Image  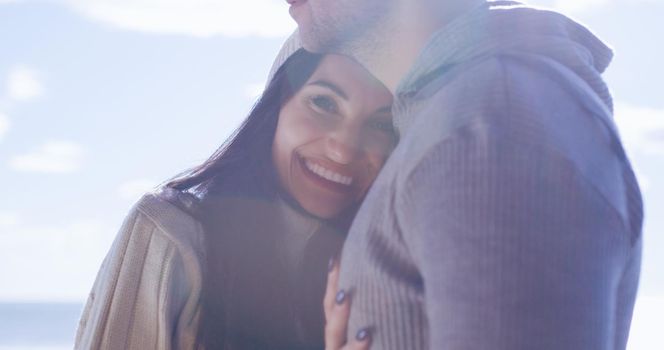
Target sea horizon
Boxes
[0,302,82,349]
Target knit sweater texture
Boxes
[337,2,643,349]
[75,188,343,349]
[75,189,205,350]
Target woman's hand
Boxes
[323,259,371,350]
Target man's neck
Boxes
[353,0,480,94]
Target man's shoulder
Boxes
[409,54,611,153]
[424,55,589,117]
[396,54,620,178]
[394,54,635,229]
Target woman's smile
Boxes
[298,154,355,193]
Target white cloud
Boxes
[0,218,115,302]
[9,140,85,174]
[6,64,43,102]
[627,296,664,349]
[614,102,664,157]
[63,0,295,38]
[0,211,20,228]
[0,112,9,140]
[117,179,157,201]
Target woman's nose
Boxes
[325,127,362,165]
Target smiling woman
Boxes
[273,54,394,219]
[74,36,395,349]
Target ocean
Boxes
[0,303,82,349]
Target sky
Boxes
[0,0,662,348]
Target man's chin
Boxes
[297,29,349,56]
[297,29,329,53]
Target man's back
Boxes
[337,4,642,349]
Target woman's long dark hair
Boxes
[167,49,323,198]
[165,49,324,349]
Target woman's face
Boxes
[272,54,395,219]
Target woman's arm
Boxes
[75,195,203,350]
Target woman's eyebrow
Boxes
[307,80,348,100]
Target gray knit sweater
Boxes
[337,2,643,349]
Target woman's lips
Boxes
[304,159,353,185]
[298,156,354,194]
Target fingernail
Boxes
[328,256,335,272]
[335,290,346,304]
[356,328,370,341]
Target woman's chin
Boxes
[298,198,350,220]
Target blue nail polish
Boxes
[335,290,346,304]
[356,328,370,341]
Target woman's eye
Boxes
[309,95,338,114]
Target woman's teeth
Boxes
[305,160,353,186]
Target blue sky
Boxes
[0,0,662,348]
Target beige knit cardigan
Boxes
[75,189,205,350]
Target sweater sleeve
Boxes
[74,202,202,350]
[396,128,638,349]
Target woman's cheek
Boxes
[280,115,322,149]
[298,116,331,142]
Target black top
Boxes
[195,193,346,350]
